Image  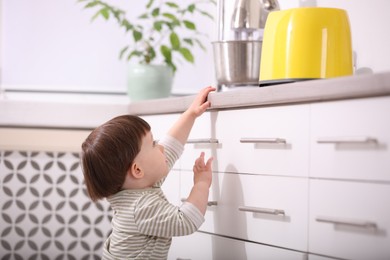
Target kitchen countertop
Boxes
[129,71,390,114]
[1,71,390,129]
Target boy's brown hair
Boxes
[81,115,150,201]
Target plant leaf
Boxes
[153,21,163,31]
[84,1,100,9]
[183,38,193,46]
[194,38,207,51]
[179,47,194,63]
[91,7,110,21]
[160,45,172,63]
[187,4,195,13]
[151,8,160,17]
[146,0,154,9]
[197,9,214,20]
[133,30,142,42]
[165,2,179,8]
[100,8,110,20]
[121,19,133,31]
[170,32,180,50]
[162,13,178,21]
[119,46,129,59]
[183,20,196,30]
[167,61,177,73]
[138,13,149,19]
[127,50,142,61]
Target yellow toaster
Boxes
[259,7,353,85]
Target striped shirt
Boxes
[102,135,204,259]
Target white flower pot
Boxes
[127,64,173,101]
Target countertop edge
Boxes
[129,72,390,114]
[1,72,390,129]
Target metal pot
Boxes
[212,40,262,89]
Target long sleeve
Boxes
[158,135,184,170]
[134,192,204,238]
[153,135,184,188]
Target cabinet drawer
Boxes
[180,111,219,170]
[308,255,338,260]
[310,97,390,181]
[169,232,212,260]
[162,170,180,205]
[215,105,309,177]
[309,179,390,260]
[169,231,307,260]
[180,172,309,251]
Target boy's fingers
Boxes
[200,101,211,110]
[206,157,213,167]
[198,86,215,102]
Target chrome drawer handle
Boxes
[317,136,378,144]
[187,138,219,144]
[238,206,285,216]
[315,216,378,229]
[207,201,218,206]
[181,198,218,207]
[240,138,286,144]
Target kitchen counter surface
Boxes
[129,71,390,115]
[1,71,390,129]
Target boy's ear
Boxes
[128,162,144,179]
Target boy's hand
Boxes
[193,152,213,188]
[185,152,213,215]
[167,86,215,145]
[186,86,216,118]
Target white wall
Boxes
[1,0,390,95]
[1,0,217,94]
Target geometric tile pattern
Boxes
[0,150,112,260]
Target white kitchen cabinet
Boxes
[168,232,213,260]
[169,231,307,260]
[180,171,309,251]
[214,105,310,177]
[161,169,181,206]
[145,94,389,260]
[180,111,220,172]
[141,113,181,170]
[309,179,390,260]
[141,113,180,140]
[310,96,390,182]
[308,255,338,260]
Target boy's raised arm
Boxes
[168,86,215,145]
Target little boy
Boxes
[81,86,215,259]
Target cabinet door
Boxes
[310,96,390,181]
[161,169,181,205]
[215,104,309,177]
[141,113,181,170]
[309,179,390,260]
[169,231,307,260]
[168,232,212,260]
[141,114,180,140]
[308,255,337,260]
[180,111,219,171]
[181,172,309,251]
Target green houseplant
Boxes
[79,0,216,100]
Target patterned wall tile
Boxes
[0,150,112,260]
